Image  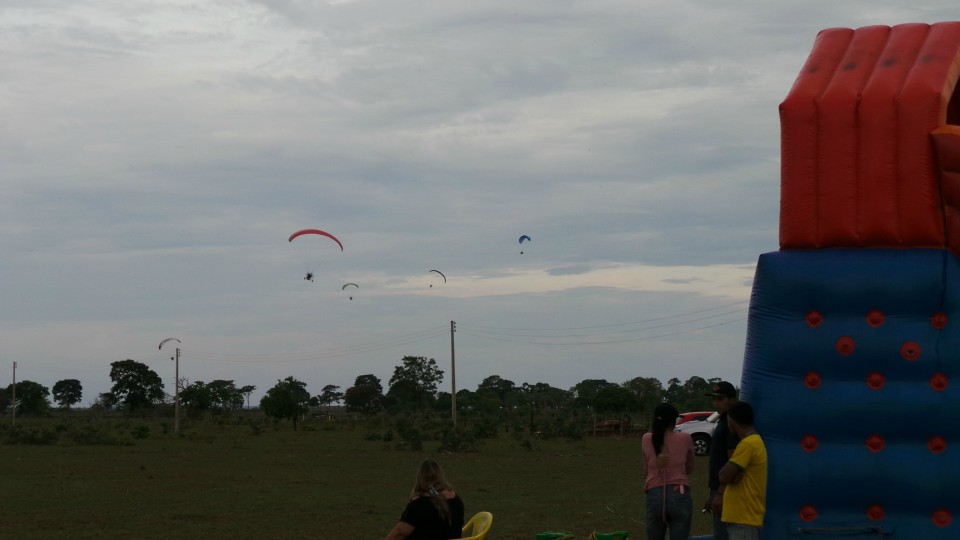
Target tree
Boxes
[664,376,714,411]
[179,381,214,411]
[593,385,637,413]
[572,379,619,409]
[239,385,256,409]
[95,392,119,410]
[0,386,9,415]
[180,379,244,412]
[315,384,344,411]
[52,379,83,409]
[109,359,165,412]
[260,376,310,430]
[476,375,516,404]
[6,380,51,416]
[520,382,573,411]
[387,356,444,411]
[623,376,665,419]
[201,380,244,411]
[344,374,384,414]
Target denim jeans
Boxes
[644,485,692,540]
[709,489,729,540]
[727,523,761,540]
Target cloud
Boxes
[2,0,952,404]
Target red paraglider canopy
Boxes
[288,229,343,251]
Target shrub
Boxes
[2,425,59,445]
[68,424,131,446]
[393,419,423,451]
[469,416,499,439]
[437,426,479,453]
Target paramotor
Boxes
[428,269,446,288]
[519,235,531,254]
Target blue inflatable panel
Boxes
[740,248,960,539]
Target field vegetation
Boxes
[1,411,713,539]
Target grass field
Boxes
[1,415,713,539]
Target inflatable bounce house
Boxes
[742,23,960,538]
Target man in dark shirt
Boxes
[704,381,739,540]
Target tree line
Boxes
[0,355,725,429]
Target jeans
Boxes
[709,489,729,540]
[727,524,761,540]
[645,485,692,540]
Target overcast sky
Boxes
[3,1,957,407]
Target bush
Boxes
[437,426,479,453]
[68,424,131,446]
[1,425,59,445]
[393,418,424,451]
[468,416,499,439]
[510,430,537,451]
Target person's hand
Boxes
[710,493,723,514]
[701,498,712,513]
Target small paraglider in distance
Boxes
[428,269,446,288]
[342,282,358,300]
[519,234,531,254]
[305,272,314,282]
[158,337,181,350]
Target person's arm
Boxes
[718,460,744,485]
[385,521,414,540]
[685,444,695,475]
[719,438,750,485]
[709,488,723,513]
[640,434,653,475]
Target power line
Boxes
[457,316,747,346]
[183,326,449,364]
[149,300,749,364]
[457,307,746,338]
[461,299,749,332]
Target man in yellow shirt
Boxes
[718,401,767,540]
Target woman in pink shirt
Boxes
[642,402,695,540]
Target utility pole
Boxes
[159,338,182,435]
[174,347,180,435]
[450,321,457,427]
[11,362,16,427]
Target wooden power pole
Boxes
[450,321,457,427]
[159,338,182,435]
[11,362,16,427]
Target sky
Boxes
[2,1,958,407]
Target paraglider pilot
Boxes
[304,272,313,282]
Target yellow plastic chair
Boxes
[461,511,493,540]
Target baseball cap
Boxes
[705,381,737,398]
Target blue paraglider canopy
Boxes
[519,235,531,254]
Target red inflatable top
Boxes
[779,22,960,252]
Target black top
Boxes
[708,411,740,490]
[399,494,465,540]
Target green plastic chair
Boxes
[461,511,493,540]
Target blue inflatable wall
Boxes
[741,248,960,538]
